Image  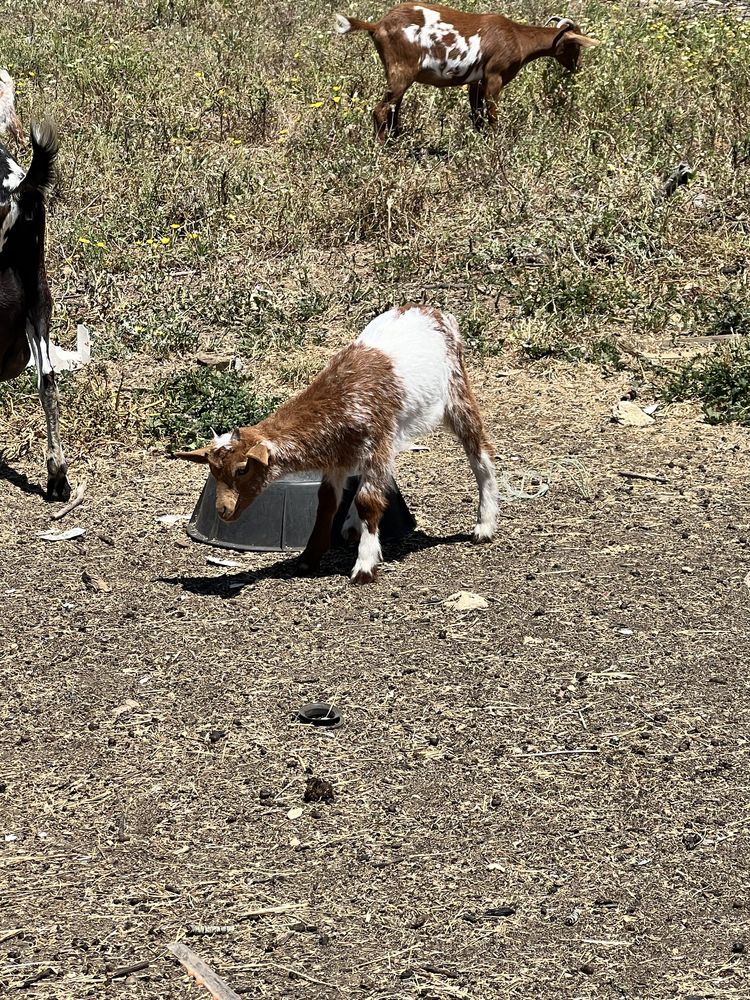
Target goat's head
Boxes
[546,16,600,71]
[0,71,25,147]
[174,428,274,522]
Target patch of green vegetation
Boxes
[0,370,37,417]
[521,333,583,363]
[662,341,750,425]
[521,331,625,371]
[691,290,750,339]
[459,309,505,358]
[587,337,627,371]
[146,367,280,450]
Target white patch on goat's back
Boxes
[357,307,453,450]
[406,5,483,82]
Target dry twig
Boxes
[50,479,87,520]
[167,942,240,1000]
[616,469,669,484]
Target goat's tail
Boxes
[334,13,378,34]
[19,120,58,197]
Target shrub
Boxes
[146,367,279,450]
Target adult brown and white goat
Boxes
[335,5,600,140]
[0,120,69,499]
[176,306,499,584]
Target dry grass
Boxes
[2,0,750,451]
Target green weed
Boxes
[146,367,279,450]
[662,342,750,425]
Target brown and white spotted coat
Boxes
[176,305,499,584]
[335,5,600,140]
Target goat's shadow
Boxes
[410,143,450,161]
[159,530,470,598]
[383,128,450,160]
[0,461,46,498]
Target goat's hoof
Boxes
[350,568,378,586]
[471,525,495,544]
[46,475,71,502]
[297,556,321,576]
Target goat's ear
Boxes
[565,32,600,48]
[172,447,212,464]
[231,427,242,443]
[247,442,270,467]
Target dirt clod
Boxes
[304,776,335,803]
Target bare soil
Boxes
[2,361,749,999]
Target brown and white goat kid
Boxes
[335,5,600,140]
[176,306,499,584]
[0,120,69,499]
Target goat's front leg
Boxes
[298,473,344,574]
[350,482,388,585]
[468,81,486,130]
[483,74,503,129]
[26,316,70,501]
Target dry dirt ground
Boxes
[1,362,750,999]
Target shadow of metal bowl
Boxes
[186,472,416,553]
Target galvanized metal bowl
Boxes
[186,472,416,553]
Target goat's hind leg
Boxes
[444,372,498,543]
[483,74,503,130]
[341,499,363,544]
[468,82,486,130]
[26,315,69,501]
